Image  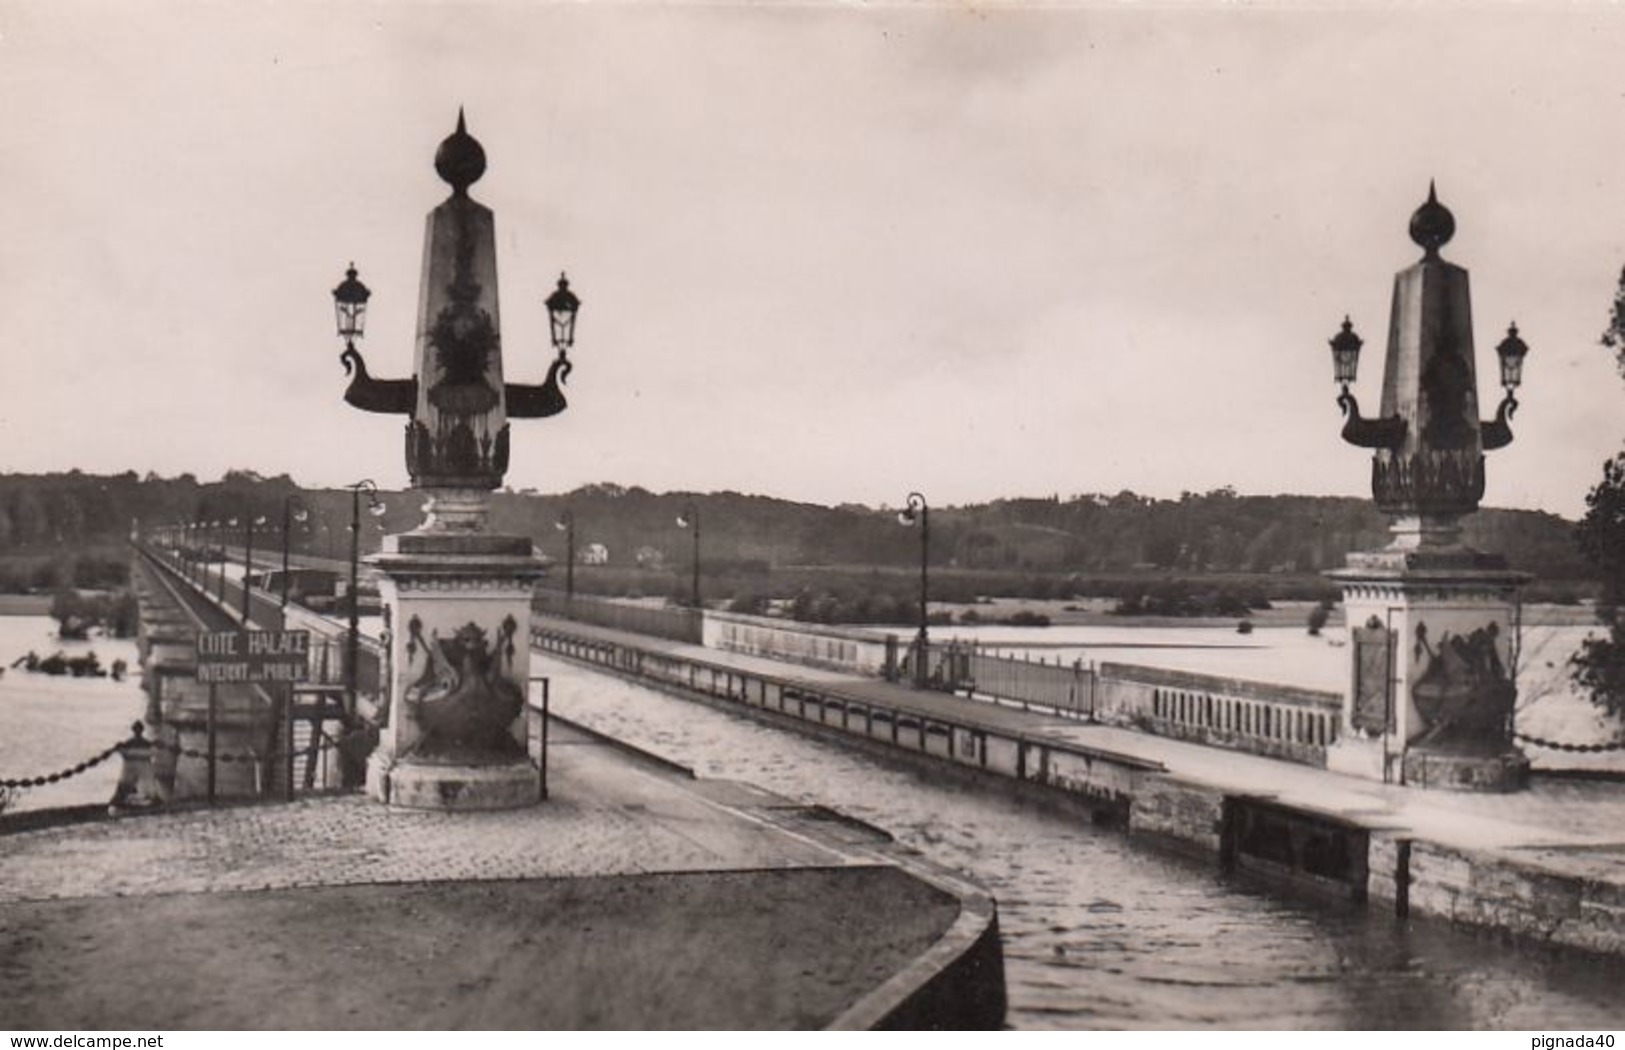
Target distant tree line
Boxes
[492,483,1590,585]
[0,471,1597,611]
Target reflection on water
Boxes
[547,659,1625,1030]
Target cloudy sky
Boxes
[3,1,1623,516]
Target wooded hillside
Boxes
[0,472,1590,597]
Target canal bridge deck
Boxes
[532,615,1625,850]
[532,615,1625,953]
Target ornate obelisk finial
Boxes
[334,111,579,531]
[1326,184,1528,552]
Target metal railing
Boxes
[950,646,1096,716]
[532,623,1160,818]
[534,590,703,644]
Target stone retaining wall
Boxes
[1368,835,1625,955]
[1126,776,1227,856]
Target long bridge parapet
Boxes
[131,542,383,798]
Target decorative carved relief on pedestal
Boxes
[1410,621,1515,755]
[402,614,524,759]
[1350,617,1393,736]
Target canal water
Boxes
[543,658,1625,1030]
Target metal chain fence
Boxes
[1514,731,1625,753]
[0,739,127,789]
[1,725,342,793]
[149,733,340,765]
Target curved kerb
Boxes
[825,854,1007,1030]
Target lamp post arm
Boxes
[1336,390,1407,450]
[505,356,572,418]
[340,345,417,415]
[1480,392,1518,451]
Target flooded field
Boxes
[0,616,144,814]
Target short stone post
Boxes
[109,722,162,813]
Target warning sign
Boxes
[196,630,311,684]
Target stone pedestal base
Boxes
[1327,543,1530,793]
[1401,748,1529,793]
[367,751,541,811]
[1325,736,1389,782]
[366,525,548,811]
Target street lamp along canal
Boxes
[344,480,386,724]
[898,492,930,688]
[332,261,381,727]
[242,514,266,625]
[546,273,580,360]
[676,503,700,609]
[333,263,371,355]
[555,510,575,604]
[218,519,235,605]
[280,495,310,609]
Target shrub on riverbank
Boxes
[0,548,129,594]
[1113,582,1271,618]
[539,562,1589,623]
[960,608,1052,627]
[48,588,138,639]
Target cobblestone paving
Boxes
[0,729,854,904]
